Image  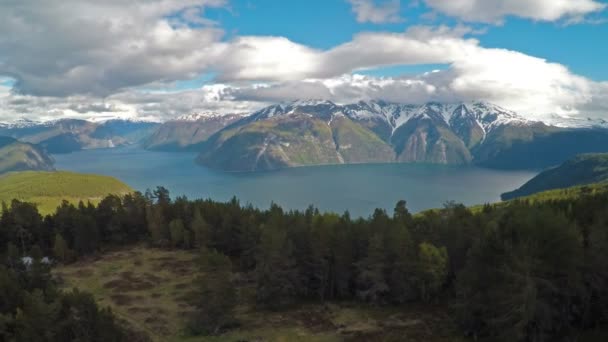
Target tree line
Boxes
[1,186,608,341]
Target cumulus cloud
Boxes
[422,0,607,23]
[0,2,606,123]
[0,0,227,97]
[347,0,403,24]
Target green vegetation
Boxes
[0,171,132,214]
[331,116,395,163]
[198,115,345,171]
[0,250,140,341]
[54,247,463,342]
[502,153,608,200]
[3,184,608,341]
[0,139,55,174]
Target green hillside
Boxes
[0,171,132,214]
[501,153,608,200]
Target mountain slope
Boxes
[0,137,55,174]
[474,127,608,169]
[501,153,608,200]
[198,100,544,171]
[390,104,472,164]
[144,113,242,151]
[198,112,343,171]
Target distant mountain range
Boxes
[0,119,159,153]
[196,100,608,171]
[144,113,244,151]
[2,100,608,172]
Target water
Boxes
[53,147,537,217]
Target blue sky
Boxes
[203,0,608,80]
[1,0,607,122]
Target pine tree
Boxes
[188,248,236,335]
[53,233,70,263]
[169,219,185,248]
[191,209,211,249]
[255,224,299,309]
[355,234,389,303]
[414,242,448,302]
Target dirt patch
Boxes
[173,282,189,290]
[127,307,153,315]
[144,315,170,335]
[142,272,163,283]
[110,294,136,306]
[73,268,95,278]
[289,307,336,333]
[155,259,193,276]
[103,272,157,292]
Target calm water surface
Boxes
[54,147,537,217]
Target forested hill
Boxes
[502,153,608,200]
[2,184,608,341]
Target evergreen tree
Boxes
[255,224,299,309]
[414,242,448,303]
[188,248,236,335]
[53,233,70,263]
[169,219,185,248]
[355,234,389,303]
[191,209,211,249]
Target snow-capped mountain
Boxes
[0,118,45,129]
[245,99,535,140]
[538,113,608,129]
[176,112,225,121]
[198,99,608,172]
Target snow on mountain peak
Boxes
[175,112,245,122]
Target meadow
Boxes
[0,171,132,214]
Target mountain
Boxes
[0,119,158,153]
[97,119,160,145]
[197,100,395,171]
[501,153,608,200]
[144,113,243,151]
[197,100,608,171]
[0,137,55,173]
[198,100,579,171]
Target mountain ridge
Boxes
[196,100,608,171]
[501,153,608,200]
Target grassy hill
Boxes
[501,153,608,200]
[0,171,132,214]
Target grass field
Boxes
[54,247,466,342]
[0,171,132,214]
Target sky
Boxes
[0,0,607,123]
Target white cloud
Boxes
[422,0,606,23]
[0,1,606,123]
[0,0,227,97]
[347,0,403,24]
